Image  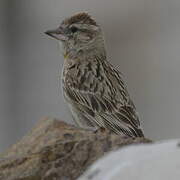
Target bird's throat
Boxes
[62,45,106,62]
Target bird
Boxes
[45,12,144,137]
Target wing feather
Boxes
[63,59,144,137]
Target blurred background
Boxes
[1,0,180,152]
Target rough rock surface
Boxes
[79,139,180,180]
[0,117,151,180]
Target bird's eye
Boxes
[70,26,78,33]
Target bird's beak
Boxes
[45,28,67,41]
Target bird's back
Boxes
[62,56,144,137]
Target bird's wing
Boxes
[63,60,144,137]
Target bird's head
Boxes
[45,12,105,57]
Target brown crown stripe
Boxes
[62,12,97,26]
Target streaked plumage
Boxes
[45,12,144,137]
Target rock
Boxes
[0,117,151,180]
[78,139,180,180]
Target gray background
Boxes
[1,0,180,152]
